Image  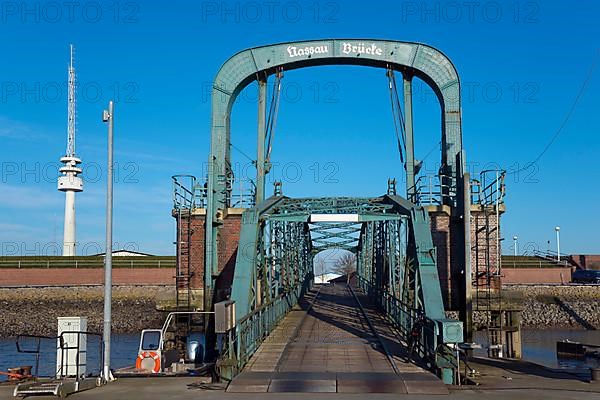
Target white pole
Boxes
[513,236,518,257]
[555,226,561,262]
[102,101,115,382]
[62,191,76,255]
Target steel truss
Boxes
[220,195,463,384]
[356,197,463,384]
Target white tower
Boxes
[58,44,83,256]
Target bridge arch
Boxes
[206,39,467,296]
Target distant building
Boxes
[314,273,341,284]
[91,249,154,257]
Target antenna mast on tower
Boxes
[58,44,83,256]
[67,44,76,157]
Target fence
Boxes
[0,256,175,269]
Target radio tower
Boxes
[58,44,83,256]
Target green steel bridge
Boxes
[171,39,509,389]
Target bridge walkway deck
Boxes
[227,283,448,394]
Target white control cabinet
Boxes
[56,317,87,378]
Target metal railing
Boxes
[472,170,506,206]
[357,276,458,380]
[501,256,567,269]
[532,250,572,266]
[172,175,256,210]
[227,178,256,208]
[16,331,102,379]
[220,276,311,378]
[501,254,573,268]
[234,293,294,367]
[0,257,175,269]
[57,331,102,379]
[171,175,199,209]
[15,334,59,378]
[408,170,506,208]
[358,277,431,358]
[409,174,456,206]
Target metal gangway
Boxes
[12,330,102,397]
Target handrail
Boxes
[356,276,459,379]
[408,169,506,207]
[532,250,572,266]
[172,175,197,209]
[409,174,456,206]
[219,275,311,377]
[478,169,506,206]
[57,331,102,379]
[227,178,256,208]
[172,175,256,210]
[15,331,102,380]
[0,258,175,269]
[500,258,571,268]
[16,334,62,378]
[160,311,214,338]
[356,276,430,353]
[233,290,298,366]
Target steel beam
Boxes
[256,77,267,205]
[461,172,473,343]
[403,74,416,199]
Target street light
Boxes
[101,101,115,382]
[555,226,561,262]
[513,236,518,257]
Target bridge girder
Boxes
[206,39,469,313]
[208,39,472,384]
[225,195,462,383]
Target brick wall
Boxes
[502,267,572,284]
[470,206,501,285]
[570,255,600,270]
[429,210,452,306]
[179,210,205,289]
[427,204,504,310]
[0,268,175,286]
[177,209,242,292]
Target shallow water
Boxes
[0,334,138,380]
[474,329,600,369]
[1,329,599,380]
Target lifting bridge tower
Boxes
[58,44,83,256]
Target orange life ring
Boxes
[135,351,161,373]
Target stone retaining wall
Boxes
[454,286,600,330]
[1,284,598,338]
[506,285,600,329]
[0,286,169,338]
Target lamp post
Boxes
[101,101,114,382]
[555,226,561,262]
[513,236,518,257]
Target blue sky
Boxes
[0,0,598,256]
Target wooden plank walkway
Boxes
[227,283,448,394]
